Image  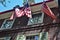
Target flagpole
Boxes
[43,0,46,3]
[26,0,32,18]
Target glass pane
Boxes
[28,13,44,25]
[16,34,26,40]
[35,35,39,40]
[5,37,11,40]
[1,19,15,29]
[26,35,39,40]
[4,21,12,28]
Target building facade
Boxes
[0,0,60,40]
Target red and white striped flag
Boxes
[24,2,32,18]
[41,2,56,20]
[15,8,24,17]
[10,2,32,20]
[10,8,24,20]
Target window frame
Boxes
[26,35,39,40]
[16,32,48,40]
[0,19,15,30]
[27,12,44,25]
[16,31,40,40]
[39,32,48,40]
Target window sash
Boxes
[16,34,26,40]
[28,13,44,25]
[0,19,15,29]
[26,35,39,40]
[16,32,48,40]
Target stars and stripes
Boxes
[10,8,24,20]
[24,2,32,18]
[15,8,24,17]
[10,2,32,20]
[41,2,56,20]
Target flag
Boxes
[41,2,56,20]
[24,2,32,18]
[10,8,24,20]
[15,8,24,17]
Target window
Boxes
[0,37,11,40]
[16,34,26,40]
[16,34,39,40]
[28,13,44,25]
[26,35,39,40]
[16,32,48,40]
[39,32,48,40]
[0,19,15,29]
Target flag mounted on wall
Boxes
[15,8,24,17]
[24,2,32,18]
[10,6,24,20]
[10,2,32,20]
[41,2,56,20]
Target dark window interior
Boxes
[28,13,43,25]
[26,35,39,40]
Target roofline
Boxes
[0,0,54,14]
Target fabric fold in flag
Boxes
[10,1,32,20]
[15,8,24,17]
[41,2,56,20]
[10,8,24,20]
[24,2,32,18]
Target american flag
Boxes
[15,8,24,17]
[24,2,32,18]
[10,2,32,20]
[10,8,24,20]
[41,2,56,20]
